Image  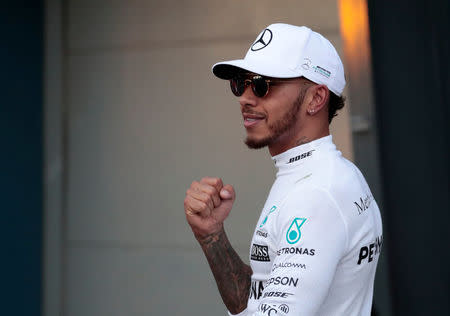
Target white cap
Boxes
[212,23,346,96]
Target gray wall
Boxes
[44,1,354,315]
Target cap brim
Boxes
[212,59,301,80]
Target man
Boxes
[184,23,382,316]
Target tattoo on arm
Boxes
[198,229,252,314]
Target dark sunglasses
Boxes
[230,75,295,98]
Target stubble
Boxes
[244,88,307,149]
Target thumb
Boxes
[220,184,235,201]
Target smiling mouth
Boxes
[243,113,266,128]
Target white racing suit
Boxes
[230,136,383,316]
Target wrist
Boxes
[194,225,225,246]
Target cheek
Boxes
[266,104,289,124]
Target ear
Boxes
[306,85,329,115]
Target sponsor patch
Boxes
[266,276,299,287]
[251,244,270,262]
[354,194,373,215]
[263,291,294,299]
[256,230,268,238]
[287,150,314,164]
[251,29,273,51]
[260,205,277,228]
[272,262,306,271]
[276,247,315,256]
[259,303,291,315]
[357,235,383,265]
[286,218,306,244]
[249,280,264,299]
[313,65,331,78]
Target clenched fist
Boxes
[184,177,235,240]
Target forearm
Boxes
[197,228,252,314]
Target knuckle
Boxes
[204,192,212,202]
[205,186,215,195]
[199,202,207,212]
[198,193,207,203]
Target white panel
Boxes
[66,246,250,316]
[68,0,339,51]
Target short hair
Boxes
[328,92,346,124]
[299,77,345,124]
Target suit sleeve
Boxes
[249,187,348,316]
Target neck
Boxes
[268,126,330,156]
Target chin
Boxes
[244,135,273,149]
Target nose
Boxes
[239,85,258,108]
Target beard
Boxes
[244,89,305,149]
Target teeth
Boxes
[247,118,257,122]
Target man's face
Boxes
[239,76,311,150]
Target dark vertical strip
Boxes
[61,0,70,314]
[368,0,450,315]
[0,2,43,316]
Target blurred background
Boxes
[2,0,449,315]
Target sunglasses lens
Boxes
[230,78,245,96]
[252,77,269,97]
[230,76,269,97]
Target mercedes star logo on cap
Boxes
[251,29,273,51]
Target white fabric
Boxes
[212,24,346,96]
[229,136,383,316]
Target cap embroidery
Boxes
[313,65,331,78]
[302,58,311,70]
[251,29,273,51]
